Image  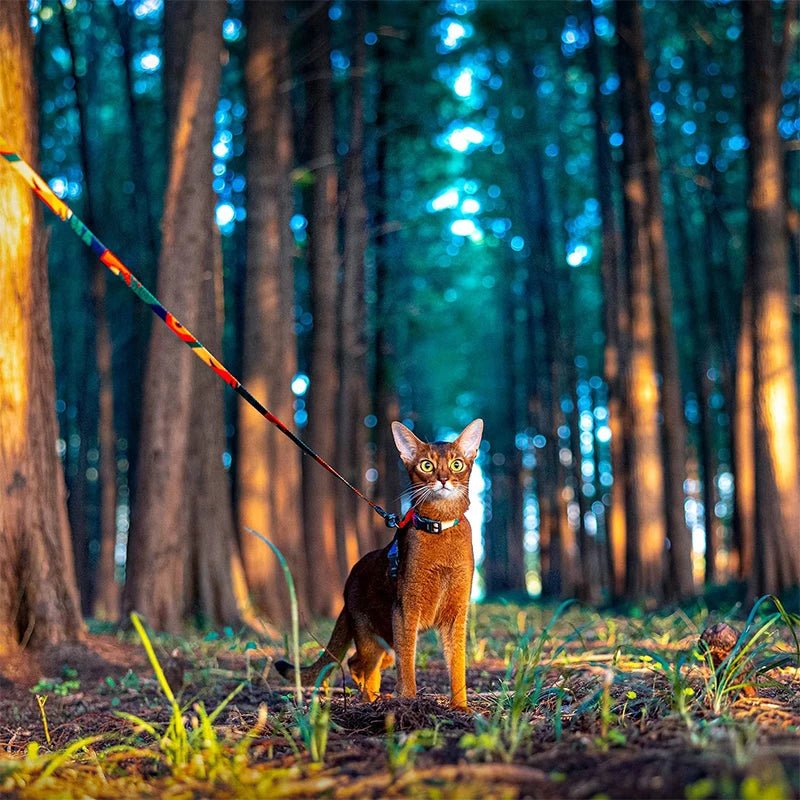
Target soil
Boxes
[0,629,798,798]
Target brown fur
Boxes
[275,419,483,709]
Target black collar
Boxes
[412,512,460,534]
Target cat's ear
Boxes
[454,418,483,460]
[391,421,425,464]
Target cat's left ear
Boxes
[392,421,426,464]
[454,418,483,460]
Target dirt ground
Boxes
[0,610,798,799]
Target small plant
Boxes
[699,595,799,715]
[294,664,336,763]
[119,612,244,777]
[461,600,577,762]
[384,713,438,778]
[30,665,80,697]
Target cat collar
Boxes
[387,512,461,579]
[412,513,461,534]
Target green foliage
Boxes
[460,600,578,762]
[30,665,80,697]
[699,595,800,714]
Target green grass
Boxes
[1,595,798,798]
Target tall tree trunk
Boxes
[337,2,373,565]
[240,0,308,623]
[484,254,526,595]
[124,0,226,632]
[618,1,693,600]
[669,171,717,586]
[372,32,403,549]
[184,225,243,627]
[0,0,83,649]
[60,1,120,621]
[302,1,343,616]
[616,0,668,602]
[588,7,628,600]
[742,0,800,596]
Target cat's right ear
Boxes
[391,421,424,464]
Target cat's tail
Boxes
[274,608,352,685]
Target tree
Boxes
[588,5,628,600]
[0,0,83,649]
[616,0,669,601]
[302,1,343,616]
[239,0,308,622]
[336,1,374,567]
[742,0,800,596]
[124,0,228,631]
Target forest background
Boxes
[0,0,798,648]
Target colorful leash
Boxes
[0,136,400,529]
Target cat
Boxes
[275,418,483,710]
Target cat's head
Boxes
[391,419,483,511]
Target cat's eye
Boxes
[418,459,435,473]
[450,458,465,473]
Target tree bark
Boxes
[336,2,373,571]
[742,0,800,596]
[184,225,243,628]
[0,0,83,650]
[60,1,120,621]
[302,1,343,616]
[124,0,226,632]
[240,0,308,623]
[588,7,628,600]
[616,0,668,602]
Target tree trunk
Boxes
[184,225,243,628]
[618,1,693,600]
[732,288,756,580]
[336,2,373,569]
[588,7,628,600]
[742,0,800,596]
[302,1,343,616]
[124,0,226,632]
[616,0,667,602]
[0,0,83,650]
[484,254,526,595]
[240,0,308,623]
[60,1,120,621]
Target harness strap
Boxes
[387,509,461,578]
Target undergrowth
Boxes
[1,568,798,799]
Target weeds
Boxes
[699,595,800,714]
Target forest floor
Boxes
[0,601,798,799]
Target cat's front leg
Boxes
[392,601,418,698]
[441,610,469,710]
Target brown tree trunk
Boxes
[60,2,120,621]
[302,1,343,616]
[93,267,120,620]
[184,226,243,627]
[124,0,226,632]
[616,0,668,602]
[239,0,308,623]
[589,7,628,600]
[0,0,83,650]
[732,289,756,580]
[336,2,372,569]
[618,1,693,600]
[742,0,800,596]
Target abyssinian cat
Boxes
[275,418,483,709]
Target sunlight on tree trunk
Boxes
[302,1,344,616]
[0,0,83,650]
[124,0,227,632]
[743,0,800,596]
[239,0,308,623]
